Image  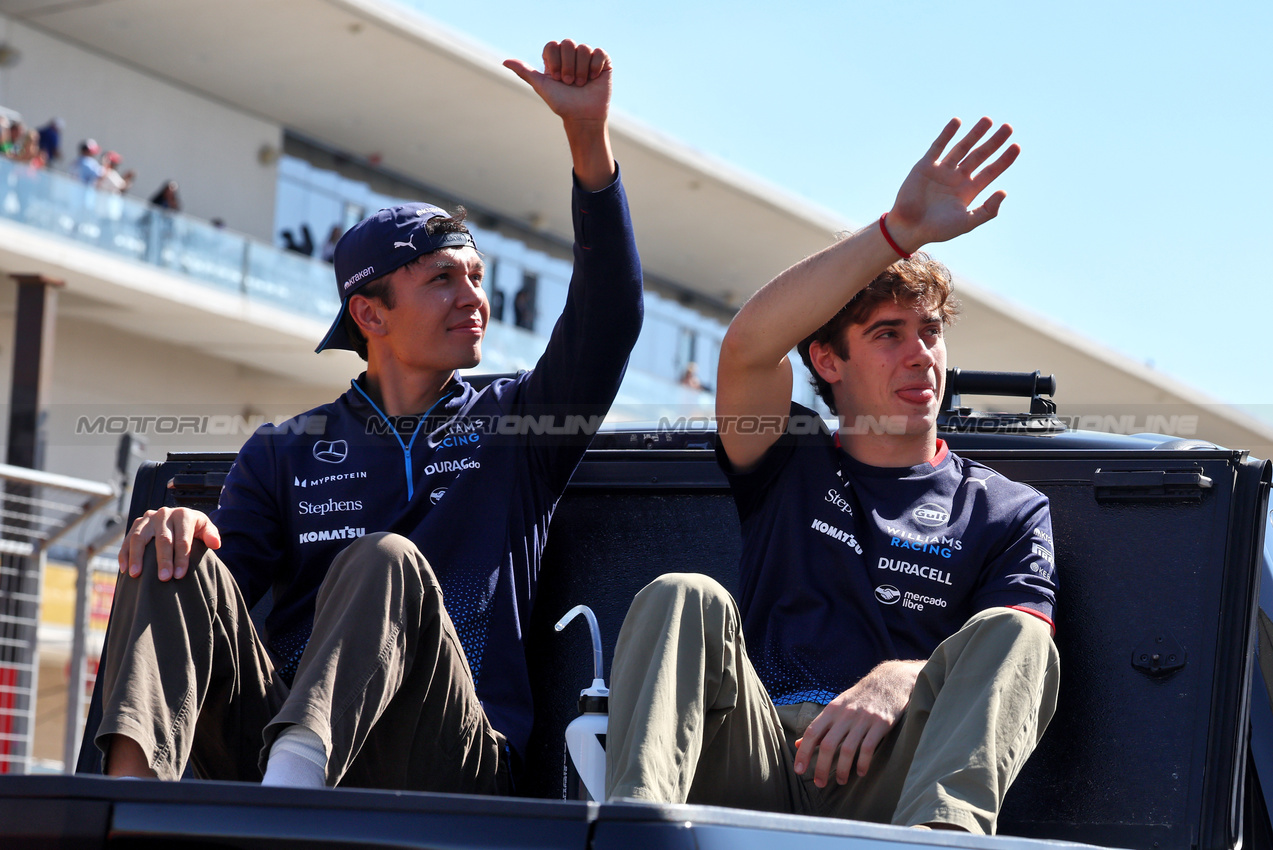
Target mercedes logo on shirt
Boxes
[313,440,348,463]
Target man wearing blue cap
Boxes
[96,40,642,793]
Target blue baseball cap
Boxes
[316,202,477,352]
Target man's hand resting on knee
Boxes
[118,507,222,582]
[794,659,925,788]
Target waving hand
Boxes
[883,117,1020,255]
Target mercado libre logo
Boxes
[875,585,901,604]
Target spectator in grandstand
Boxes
[98,38,643,797]
[679,362,704,391]
[1,116,25,156]
[37,117,63,163]
[281,223,314,255]
[149,180,181,211]
[77,139,103,184]
[98,151,135,194]
[513,284,536,330]
[489,285,506,324]
[9,128,46,214]
[13,129,46,169]
[320,224,343,263]
[141,180,180,247]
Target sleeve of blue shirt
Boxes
[514,166,644,493]
[209,432,286,610]
[972,494,1058,632]
[715,402,816,519]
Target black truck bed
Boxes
[2,773,1124,850]
[6,425,1270,850]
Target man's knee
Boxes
[940,608,1059,712]
[620,573,740,652]
[120,540,220,606]
[965,607,1056,662]
[633,572,733,611]
[331,532,438,585]
[341,530,415,560]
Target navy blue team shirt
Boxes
[718,402,1057,706]
[210,172,643,762]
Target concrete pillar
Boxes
[7,273,63,470]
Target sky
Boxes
[398,0,1271,423]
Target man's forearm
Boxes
[723,224,902,372]
[556,171,642,371]
[563,117,615,192]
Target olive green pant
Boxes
[96,532,508,792]
[605,573,1059,834]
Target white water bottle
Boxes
[555,604,608,802]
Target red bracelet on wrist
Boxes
[878,213,912,260]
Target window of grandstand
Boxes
[272,134,752,394]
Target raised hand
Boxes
[885,117,1020,254]
[503,40,612,125]
[504,40,616,191]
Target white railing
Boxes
[0,462,117,775]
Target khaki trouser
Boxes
[606,573,1059,834]
[96,532,508,792]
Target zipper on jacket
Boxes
[351,379,454,502]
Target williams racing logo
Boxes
[885,525,962,559]
[299,526,366,545]
[438,432,481,449]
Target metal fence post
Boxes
[62,519,123,773]
[63,546,93,772]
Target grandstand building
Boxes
[0,0,1268,770]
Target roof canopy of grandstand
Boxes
[2,0,839,310]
